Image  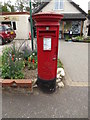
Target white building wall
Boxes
[41,0,81,14]
[83,19,88,37]
[88,1,90,10]
[15,14,30,39]
[1,14,30,40]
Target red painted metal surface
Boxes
[29,32,31,40]
[32,13,63,81]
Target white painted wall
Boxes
[88,1,90,10]
[15,14,30,39]
[40,0,81,14]
[83,19,88,37]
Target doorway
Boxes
[88,24,90,36]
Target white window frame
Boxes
[54,0,64,10]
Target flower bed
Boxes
[0,43,64,90]
[0,44,37,79]
[72,36,90,43]
[1,44,63,80]
[65,36,90,43]
[65,35,72,42]
[1,46,25,79]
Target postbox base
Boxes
[37,77,56,93]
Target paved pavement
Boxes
[59,40,88,82]
[2,86,88,118]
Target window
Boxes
[55,0,64,10]
[4,25,13,31]
[0,26,3,31]
[13,22,16,30]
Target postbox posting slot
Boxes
[39,30,56,37]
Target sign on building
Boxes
[0,16,19,22]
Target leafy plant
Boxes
[75,36,84,40]
[27,51,37,70]
[57,59,63,68]
[1,45,25,79]
[65,35,70,40]
[21,46,32,61]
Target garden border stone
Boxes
[72,39,90,43]
[65,39,90,43]
[0,79,32,91]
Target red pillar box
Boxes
[32,13,63,92]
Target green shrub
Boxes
[57,59,63,68]
[1,45,25,79]
[65,35,70,40]
[75,36,84,40]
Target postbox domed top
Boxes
[32,12,63,22]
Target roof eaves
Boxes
[62,13,86,20]
[32,0,87,17]
[68,0,87,16]
[32,2,50,14]
[1,12,30,15]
